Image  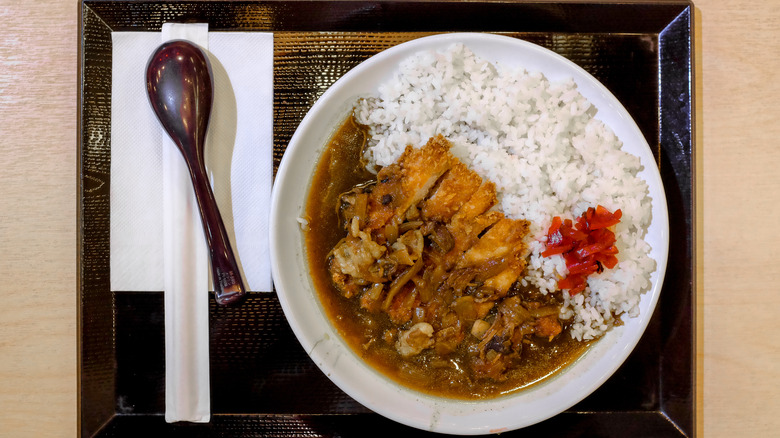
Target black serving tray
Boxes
[78,2,695,437]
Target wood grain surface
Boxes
[0,0,775,437]
[0,0,78,437]
[697,1,780,437]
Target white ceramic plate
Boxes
[270,33,669,435]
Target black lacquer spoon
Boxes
[146,40,246,306]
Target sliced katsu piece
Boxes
[448,217,530,299]
[440,180,503,269]
[457,218,529,269]
[450,180,499,224]
[421,161,482,222]
[365,135,453,235]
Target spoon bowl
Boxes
[146,39,246,305]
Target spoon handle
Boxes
[188,162,246,305]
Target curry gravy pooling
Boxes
[304,115,591,399]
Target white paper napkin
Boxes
[110,24,274,423]
[111,28,274,293]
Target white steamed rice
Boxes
[354,43,655,341]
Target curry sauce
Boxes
[304,115,591,399]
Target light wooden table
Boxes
[0,0,774,436]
